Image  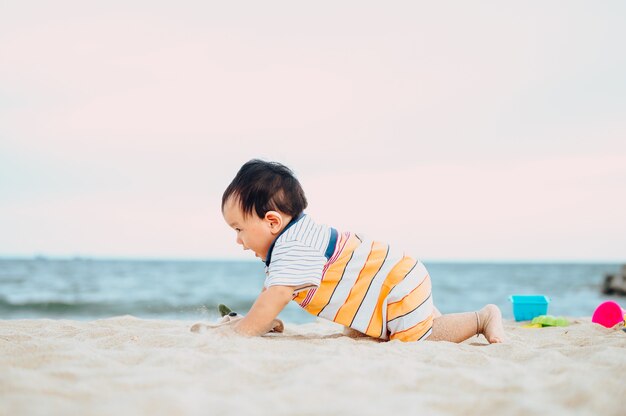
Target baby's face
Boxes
[222,197,275,261]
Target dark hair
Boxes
[222,159,308,218]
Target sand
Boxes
[1,316,625,416]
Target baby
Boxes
[195,159,505,343]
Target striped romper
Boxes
[264,213,434,342]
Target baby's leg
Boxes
[343,326,369,338]
[426,304,505,343]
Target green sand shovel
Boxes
[218,304,238,317]
[522,315,570,328]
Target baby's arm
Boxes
[232,285,293,336]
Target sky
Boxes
[1,1,625,262]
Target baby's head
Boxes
[221,159,307,260]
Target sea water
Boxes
[0,258,622,323]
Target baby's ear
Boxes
[264,211,284,233]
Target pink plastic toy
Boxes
[591,301,626,328]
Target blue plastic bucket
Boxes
[508,295,550,321]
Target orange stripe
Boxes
[387,274,432,322]
[303,233,359,316]
[293,290,308,305]
[389,314,434,342]
[334,241,388,326]
[365,256,417,337]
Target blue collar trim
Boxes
[264,213,305,267]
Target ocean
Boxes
[0,258,623,324]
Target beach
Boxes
[1,316,625,415]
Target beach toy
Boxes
[591,301,626,328]
[218,303,284,333]
[191,303,283,333]
[509,295,550,321]
[191,304,240,332]
[522,315,570,328]
[218,304,237,317]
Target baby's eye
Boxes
[235,228,242,232]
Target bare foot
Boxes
[478,304,506,343]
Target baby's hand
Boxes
[190,316,284,334]
[190,312,243,333]
[190,304,284,335]
[269,318,284,333]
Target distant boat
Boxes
[602,265,626,296]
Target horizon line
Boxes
[0,254,624,264]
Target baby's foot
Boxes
[478,304,506,343]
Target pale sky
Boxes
[1,1,625,261]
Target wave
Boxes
[0,296,256,319]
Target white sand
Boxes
[1,316,625,416]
